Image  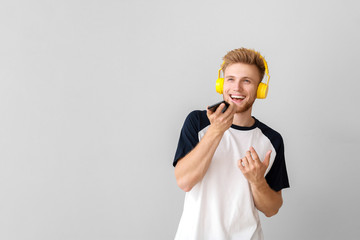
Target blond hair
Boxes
[222,48,266,81]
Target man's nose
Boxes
[234,81,243,91]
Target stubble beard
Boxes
[234,97,256,114]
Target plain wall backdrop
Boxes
[1,0,359,239]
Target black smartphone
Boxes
[207,100,230,113]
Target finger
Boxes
[238,159,245,171]
[207,103,223,118]
[215,103,226,114]
[206,107,214,118]
[223,102,235,117]
[245,151,255,168]
[223,108,234,124]
[241,157,250,168]
[249,146,260,162]
[263,150,272,168]
[246,150,254,160]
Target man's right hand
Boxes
[206,102,236,135]
[175,104,235,192]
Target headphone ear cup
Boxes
[257,82,268,99]
[216,78,224,94]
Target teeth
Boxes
[231,95,245,99]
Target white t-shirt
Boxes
[173,110,289,240]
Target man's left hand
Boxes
[238,147,272,186]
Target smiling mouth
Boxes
[230,94,245,102]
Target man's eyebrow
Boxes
[225,75,254,80]
[225,75,236,78]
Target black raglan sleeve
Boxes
[173,111,207,167]
[265,134,290,191]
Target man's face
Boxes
[222,63,261,114]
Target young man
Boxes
[173,48,289,240]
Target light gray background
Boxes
[1,0,359,239]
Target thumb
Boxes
[263,150,272,168]
[206,107,213,118]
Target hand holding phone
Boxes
[207,100,234,134]
[207,100,230,113]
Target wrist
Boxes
[250,178,268,190]
[207,124,226,138]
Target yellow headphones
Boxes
[215,53,270,99]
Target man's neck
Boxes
[232,110,255,127]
